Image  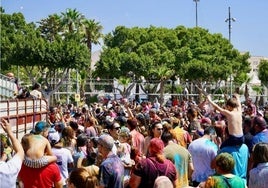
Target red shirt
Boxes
[19,163,62,188]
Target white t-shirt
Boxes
[52,147,74,185]
[0,155,22,188]
[30,89,42,99]
[188,137,218,182]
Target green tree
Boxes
[94,26,250,100]
[38,14,63,42]
[0,10,27,71]
[258,59,268,88]
[176,27,250,96]
[1,11,90,103]
[60,9,104,101]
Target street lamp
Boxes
[225,6,236,43]
[225,6,236,96]
[193,0,200,27]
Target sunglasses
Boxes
[114,127,121,130]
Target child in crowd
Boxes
[21,121,57,168]
[207,93,244,148]
[117,127,135,186]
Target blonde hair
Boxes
[69,168,99,188]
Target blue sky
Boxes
[2,0,268,57]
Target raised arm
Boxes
[125,103,134,118]
[1,119,24,161]
[206,95,225,113]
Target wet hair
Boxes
[61,126,75,148]
[252,142,268,167]
[215,152,235,173]
[69,168,99,188]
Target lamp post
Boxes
[225,6,236,42]
[193,0,200,27]
[225,6,236,96]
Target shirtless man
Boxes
[207,93,244,148]
[21,121,56,168]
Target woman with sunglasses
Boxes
[143,121,163,157]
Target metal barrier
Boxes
[0,98,48,138]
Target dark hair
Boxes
[149,121,162,137]
[187,107,198,118]
[161,131,174,144]
[77,134,88,147]
[204,126,216,136]
[252,116,267,129]
[32,83,41,90]
[69,121,79,130]
[252,142,268,167]
[0,141,4,157]
[243,117,252,128]
[90,137,98,148]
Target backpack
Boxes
[148,158,174,188]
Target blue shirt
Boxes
[250,129,268,151]
[218,144,249,184]
[249,162,268,188]
[99,153,124,188]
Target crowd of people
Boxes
[1,93,268,188]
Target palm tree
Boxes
[81,19,103,95]
[252,85,263,106]
[153,65,175,105]
[235,72,252,100]
[61,8,84,34]
[82,19,103,54]
[115,76,134,98]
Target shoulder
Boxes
[0,155,22,173]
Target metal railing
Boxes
[0,98,48,138]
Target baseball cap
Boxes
[97,134,114,150]
[34,121,50,133]
[48,131,60,144]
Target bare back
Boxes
[222,109,243,136]
[207,94,243,137]
[25,134,51,159]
